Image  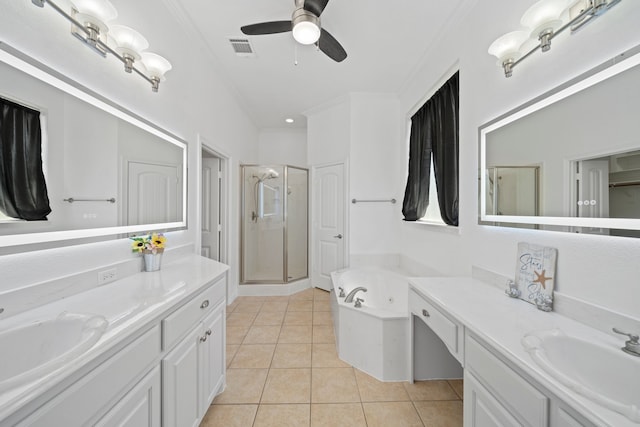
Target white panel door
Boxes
[313,163,345,291]
[201,157,221,260]
[127,161,180,225]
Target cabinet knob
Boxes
[422,309,430,317]
[200,299,210,309]
[200,334,208,342]
[205,329,212,336]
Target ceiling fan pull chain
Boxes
[294,42,298,66]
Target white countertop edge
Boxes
[408,276,637,427]
[0,254,229,422]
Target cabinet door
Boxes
[464,371,521,427]
[162,327,201,427]
[95,366,161,427]
[199,303,225,412]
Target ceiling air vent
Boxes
[228,37,256,57]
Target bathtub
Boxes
[330,267,411,381]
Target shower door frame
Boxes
[240,164,309,284]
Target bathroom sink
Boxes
[0,312,108,392]
[522,329,640,422]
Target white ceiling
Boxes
[163,0,467,129]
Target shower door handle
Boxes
[333,234,343,239]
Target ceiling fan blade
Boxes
[241,21,292,35]
[304,0,330,16]
[318,28,347,62]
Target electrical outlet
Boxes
[98,268,117,285]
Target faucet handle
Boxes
[354,297,364,308]
[338,287,345,298]
[613,328,639,343]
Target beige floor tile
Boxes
[272,343,312,368]
[235,296,266,303]
[226,326,249,344]
[311,367,360,403]
[287,299,313,312]
[229,344,276,369]
[362,402,424,427]
[243,325,282,344]
[279,325,313,343]
[226,345,239,368]
[262,296,291,303]
[253,404,311,427]
[213,369,268,404]
[313,289,330,300]
[448,379,463,400]
[404,380,459,401]
[226,311,257,327]
[312,343,350,368]
[312,311,333,325]
[200,404,258,427]
[414,401,463,427]
[261,301,289,312]
[234,301,264,313]
[312,325,335,343]
[253,310,286,325]
[290,288,314,300]
[311,403,366,427]
[354,369,411,402]
[313,300,331,311]
[261,368,311,403]
[226,300,240,313]
[284,311,313,325]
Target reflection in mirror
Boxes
[479,44,640,236]
[0,44,187,248]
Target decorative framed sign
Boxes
[515,242,557,305]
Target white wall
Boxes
[258,128,307,167]
[397,0,640,318]
[0,0,258,299]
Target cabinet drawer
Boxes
[162,277,225,350]
[409,288,461,358]
[466,334,548,427]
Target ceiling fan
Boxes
[240,0,347,62]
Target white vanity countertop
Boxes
[409,277,637,427]
[0,254,228,421]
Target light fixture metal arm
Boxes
[507,0,622,77]
[32,0,158,91]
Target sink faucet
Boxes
[613,328,640,357]
[344,287,367,303]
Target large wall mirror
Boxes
[0,43,187,249]
[479,44,640,237]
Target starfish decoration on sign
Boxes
[533,269,552,289]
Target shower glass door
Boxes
[240,165,308,284]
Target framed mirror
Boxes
[0,43,187,249]
[479,44,640,237]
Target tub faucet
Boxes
[613,328,640,357]
[344,287,367,303]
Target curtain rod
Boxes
[63,198,116,203]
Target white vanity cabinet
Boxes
[161,278,226,427]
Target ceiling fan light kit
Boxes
[241,0,347,62]
[488,0,621,77]
[30,0,172,92]
[292,8,321,45]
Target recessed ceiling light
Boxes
[285,118,294,123]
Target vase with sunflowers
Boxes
[131,233,167,272]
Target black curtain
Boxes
[402,71,459,225]
[0,97,51,220]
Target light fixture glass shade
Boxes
[293,21,321,45]
[71,0,117,30]
[521,0,572,37]
[109,25,148,60]
[141,52,172,80]
[488,31,529,64]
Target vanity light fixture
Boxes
[489,0,622,77]
[30,0,172,92]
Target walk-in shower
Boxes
[240,165,308,284]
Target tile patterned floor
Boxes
[201,288,463,427]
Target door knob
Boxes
[333,234,343,239]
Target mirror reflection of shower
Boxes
[252,168,280,222]
[241,165,308,284]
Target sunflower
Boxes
[151,233,166,249]
[131,239,146,253]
